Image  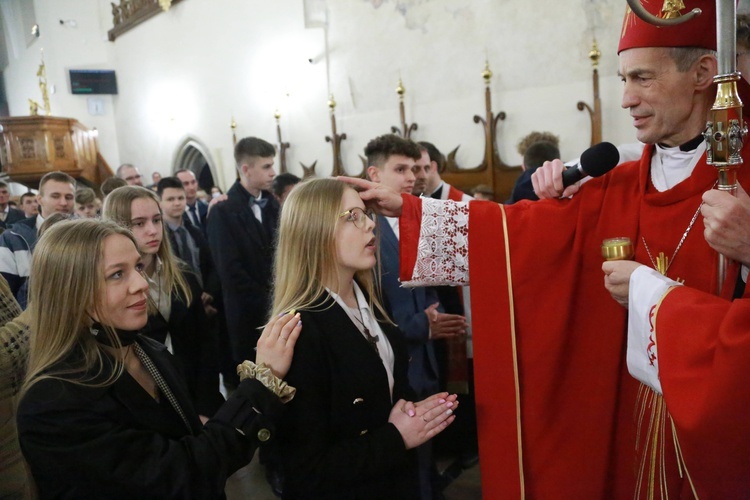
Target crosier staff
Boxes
[626,0,747,295]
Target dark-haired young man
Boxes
[506,140,560,204]
[207,137,279,364]
[418,141,472,202]
[271,172,300,207]
[19,193,38,218]
[366,134,467,499]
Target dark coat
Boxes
[142,267,223,416]
[378,216,441,398]
[182,199,209,230]
[167,220,222,300]
[505,168,539,204]
[0,207,26,229]
[206,181,280,362]
[16,335,283,499]
[278,292,418,499]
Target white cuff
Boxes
[626,266,682,394]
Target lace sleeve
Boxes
[402,198,470,287]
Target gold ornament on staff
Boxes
[325,94,348,177]
[390,78,418,138]
[625,0,744,294]
[230,116,239,180]
[444,60,507,172]
[275,109,291,174]
[577,39,603,147]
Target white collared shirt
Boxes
[385,216,399,240]
[651,142,706,192]
[145,256,173,353]
[328,282,396,399]
[251,193,263,223]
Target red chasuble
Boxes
[655,284,750,498]
[400,143,750,498]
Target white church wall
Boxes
[3,0,639,187]
[3,0,121,172]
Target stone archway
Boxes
[173,137,218,192]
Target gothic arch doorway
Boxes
[173,137,217,192]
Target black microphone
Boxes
[562,142,620,188]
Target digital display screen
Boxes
[70,70,118,95]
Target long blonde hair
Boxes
[101,185,191,304]
[271,178,391,323]
[21,219,137,397]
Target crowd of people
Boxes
[1,1,749,498]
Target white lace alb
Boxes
[402,198,470,287]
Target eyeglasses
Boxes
[338,207,375,229]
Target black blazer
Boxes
[142,267,223,416]
[17,336,283,499]
[182,199,209,229]
[206,181,280,362]
[278,292,418,499]
[167,221,222,300]
[505,168,539,204]
[0,207,25,229]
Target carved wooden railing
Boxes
[441,61,521,201]
[390,79,418,139]
[326,95,348,177]
[0,116,114,188]
[108,0,185,42]
[275,110,291,174]
[577,40,603,147]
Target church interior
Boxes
[0,0,696,197]
[2,1,749,499]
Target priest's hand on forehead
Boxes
[338,176,404,217]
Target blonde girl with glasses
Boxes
[272,178,457,498]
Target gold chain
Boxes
[641,199,704,277]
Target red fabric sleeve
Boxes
[398,194,422,282]
[657,288,750,498]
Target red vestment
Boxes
[447,184,467,202]
[654,284,750,498]
[399,144,750,498]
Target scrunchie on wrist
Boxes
[237,361,296,403]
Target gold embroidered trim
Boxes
[237,361,296,403]
[499,204,526,498]
[650,286,699,499]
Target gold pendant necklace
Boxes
[641,199,704,277]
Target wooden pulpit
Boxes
[0,116,112,188]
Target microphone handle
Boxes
[561,165,585,188]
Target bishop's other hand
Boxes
[701,183,750,267]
